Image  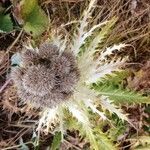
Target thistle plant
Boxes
[10,0,150,149]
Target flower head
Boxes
[11,42,79,108]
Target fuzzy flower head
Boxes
[11,42,80,108]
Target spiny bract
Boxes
[11,42,79,108]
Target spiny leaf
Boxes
[95,85,149,104]
[87,58,125,84]
[100,43,126,61]
[85,126,100,150]
[108,125,126,141]
[0,13,13,33]
[95,71,129,88]
[101,98,128,121]
[64,112,99,149]
[78,17,117,56]
[131,136,150,150]
[50,132,62,150]
[92,72,149,104]
[100,97,135,127]
[65,103,117,150]
[86,17,117,53]
[67,102,90,125]
[134,146,150,150]
[93,128,117,150]
[72,0,97,55]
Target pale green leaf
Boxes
[21,0,49,37]
[50,132,62,150]
[64,106,117,150]
[21,0,37,17]
[94,128,117,150]
[97,86,149,104]
[93,72,149,104]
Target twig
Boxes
[7,128,31,145]
[6,29,23,54]
[1,141,33,150]
[64,139,82,150]
[0,78,11,94]
[42,0,83,5]
[9,123,35,128]
[61,20,81,27]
